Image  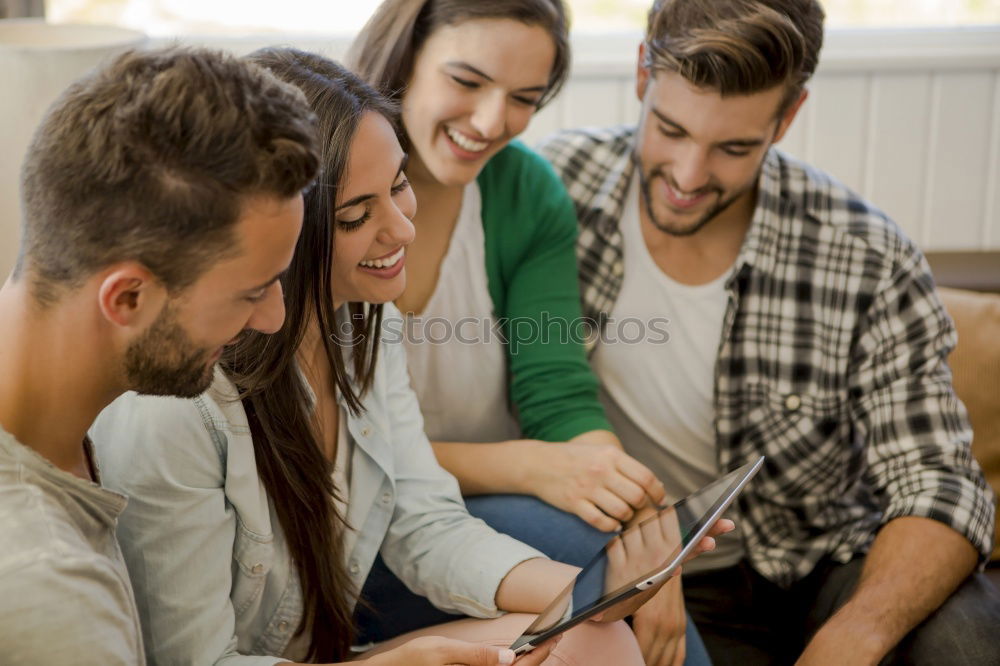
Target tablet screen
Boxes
[510,457,763,653]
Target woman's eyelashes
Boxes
[391,176,410,194]
[450,75,540,108]
[336,178,409,232]
[451,75,478,89]
[337,207,370,232]
[245,289,267,304]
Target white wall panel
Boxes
[926,72,995,250]
[866,73,933,242]
[526,99,561,144]
[560,77,626,131]
[777,95,810,161]
[985,72,1000,249]
[803,74,872,200]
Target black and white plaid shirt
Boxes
[538,125,995,586]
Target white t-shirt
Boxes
[591,175,744,572]
[402,182,521,443]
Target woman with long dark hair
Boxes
[347,3,714,665]
[89,50,711,665]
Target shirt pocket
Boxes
[740,383,859,500]
[231,518,275,617]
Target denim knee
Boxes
[888,573,1000,665]
[464,494,613,567]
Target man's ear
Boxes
[773,89,809,144]
[97,263,166,329]
[636,42,651,102]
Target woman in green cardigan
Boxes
[348,3,712,664]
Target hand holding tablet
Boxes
[511,457,764,655]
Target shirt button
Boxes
[251,563,264,574]
[381,491,392,504]
[349,561,360,576]
[784,394,802,411]
[360,426,371,437]
[277,621,288,633]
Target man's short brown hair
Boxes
[17,47,319,304]
[644,0,825,110]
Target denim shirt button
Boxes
[278,621,288,633]
[251,563,264,575]
[784,394,802,411]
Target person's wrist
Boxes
[508,438,549,495]
[805,614,891,665]
[568,429,622,449]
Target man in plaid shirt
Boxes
[538,0,999,664]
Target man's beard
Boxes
[635,161,746,237]
[123,303,217,398]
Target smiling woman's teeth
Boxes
[359,247,405,269]
[446,127,488,152]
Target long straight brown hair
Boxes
[221,48,397,662]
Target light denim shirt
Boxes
[0,428,145,665]
[90,306,544,665]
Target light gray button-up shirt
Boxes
[0,427,145,665]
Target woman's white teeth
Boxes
[359,247,404,269]
[446,127,488,152]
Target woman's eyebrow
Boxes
[335,193,375,211]
[335,155,409,211]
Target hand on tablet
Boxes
[590,515,734,624]
[684,517,736,563]
[532,434,667,532]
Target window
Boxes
[45,0,1000,36]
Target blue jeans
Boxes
[354,493,713,665]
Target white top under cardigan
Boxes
[90,304,543,666]
[402,182,521,443]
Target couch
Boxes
[929,251,1000,586]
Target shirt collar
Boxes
[592,127,638,238]
[0,426,128,522]
[730,148,794,285]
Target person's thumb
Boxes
[446,642,517,666]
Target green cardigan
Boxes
[476,140,612,442]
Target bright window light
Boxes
[45,0,1000,36]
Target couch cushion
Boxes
[939,287,1000,561]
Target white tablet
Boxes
[511,456,764,655]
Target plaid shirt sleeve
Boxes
[850,245,996,560]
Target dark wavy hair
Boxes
[348,0,571,111]
[222,47,396,662]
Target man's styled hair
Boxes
[348,0,570,111]
[644,0,825,111]
[16,47,319,304]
